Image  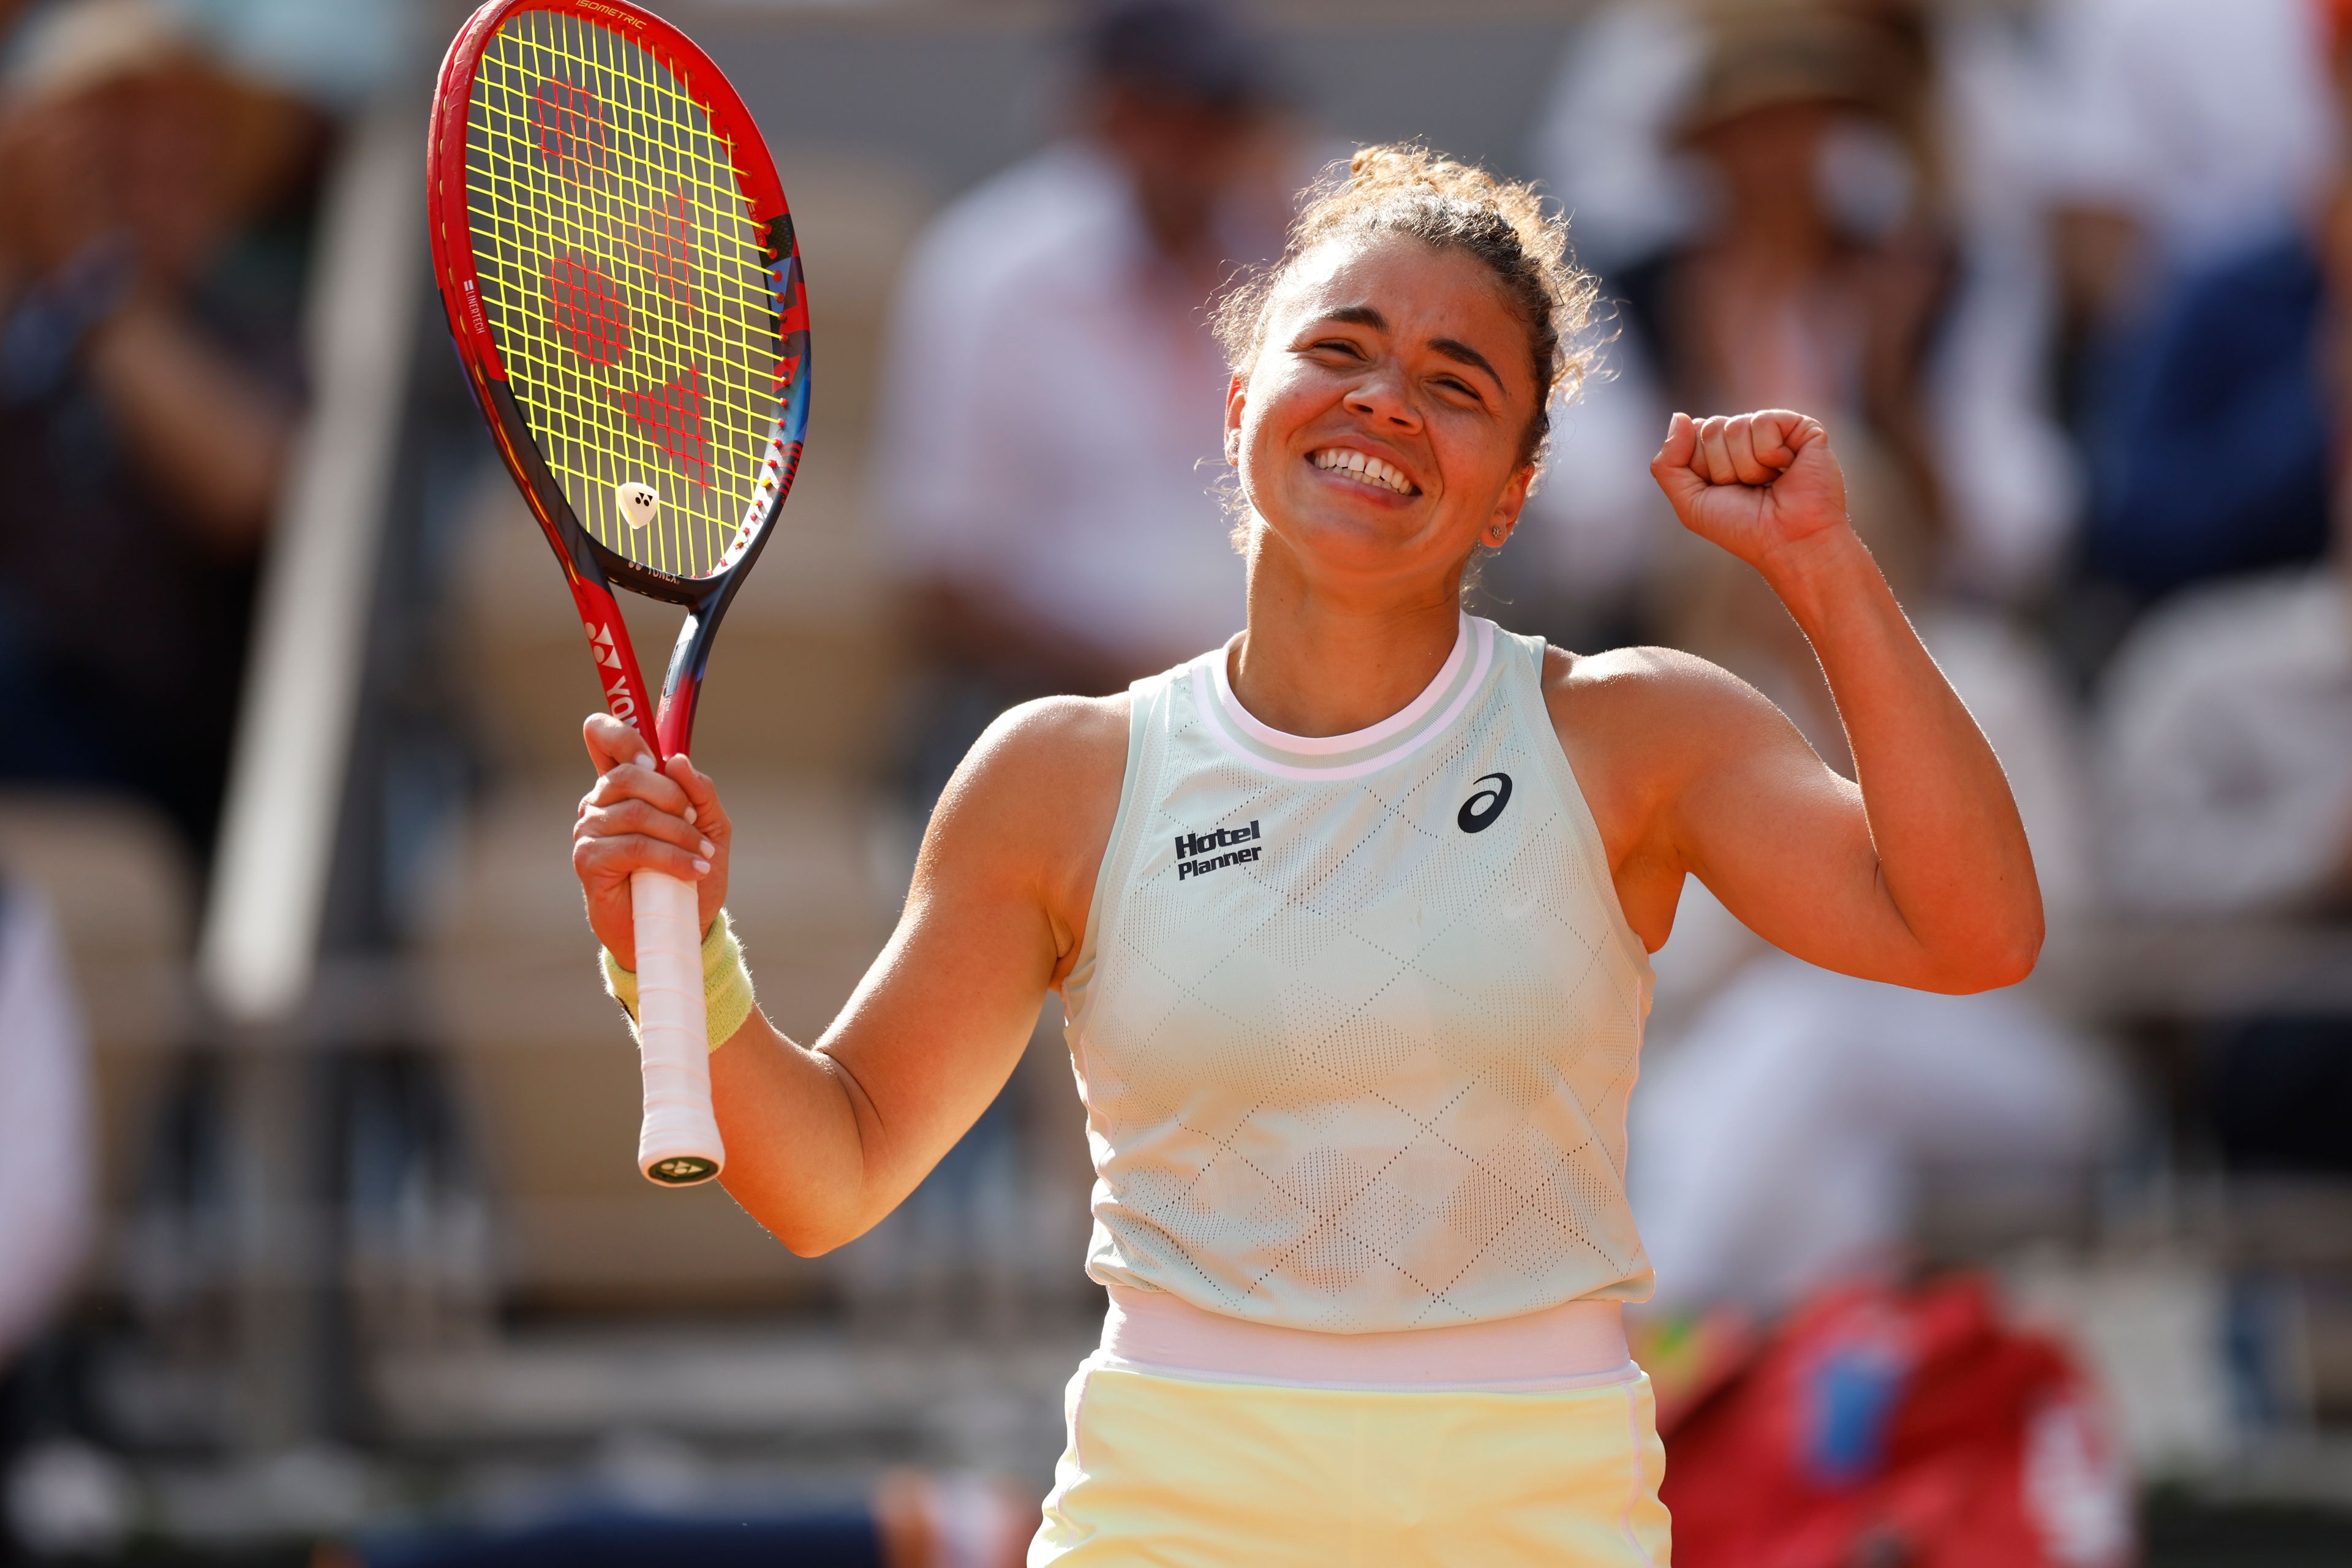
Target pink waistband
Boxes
[1099,1286,1632,1391]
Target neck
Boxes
[1230,532,1466,737]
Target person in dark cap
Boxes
[1079,0,1276,267]
[873,0,1302,771]
[1084,0,1261,98]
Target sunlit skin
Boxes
[1223,239,1537,738]
[571,230,2044,1257]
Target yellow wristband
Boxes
[601,907,758,1052]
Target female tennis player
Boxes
[573,145,2041,1564]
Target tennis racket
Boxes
[428,0,810,1186]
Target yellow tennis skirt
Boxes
[1028,1357,1671,1566]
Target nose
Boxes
[1343,363,1422,432]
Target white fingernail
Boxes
[692,858,711,873]
[698,839,714,857]
[635,754,654,769]
[682,806,698,825]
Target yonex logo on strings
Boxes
[1175,820,1262,880]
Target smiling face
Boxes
[1226,232,1542,603]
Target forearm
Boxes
[709,1011,888,1256]
[1765,529,2043,986]
[705,926,1045,1256]
[572,699,1113,1256]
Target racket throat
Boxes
[654,611,710,760]
[564,575,666,756]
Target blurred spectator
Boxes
[2062,2,2352,1442]
[2090,559,2352,1216]
[2038,0,2336,326]
[871,0,1298,785]
[1632,620,2116,1319]
[1524,0,2077,625]
[0,879,96,1559]
[2075,234,2337,600]
[1633,951,2111,1316]
[1637,0,1954,677]
[1522,2,2119,1325]
[2091,5,2352,914]
[0,0,329,854]
[2057,0,2352,606]
[1531,1,2008,749]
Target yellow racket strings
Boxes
[464,9,782,579]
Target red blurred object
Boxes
[2323,0,2352,58]
[1660,1274,2135,1568]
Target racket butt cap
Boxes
[643,1151,722,1186]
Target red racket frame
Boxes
[426,0,810,767]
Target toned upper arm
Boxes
[1543,644,1894,974]
[1544,645,1686,951]
[806,693,1128,1216]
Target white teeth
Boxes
[1311,447,1413,494]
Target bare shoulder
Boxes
[937,692,1128,825]
[965,692,1129,784]
[921,693,1131,914]
[1536,643,1798,882]
[1540,643,1776,748]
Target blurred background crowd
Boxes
[2,0,2351,1562]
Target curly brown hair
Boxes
[1212,143,1600,475]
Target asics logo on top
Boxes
[1458,773,1512,834]
[1175,820,1262,880]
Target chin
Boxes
[1264,500,1444,579]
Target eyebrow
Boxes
[1428,336,1506,394]
[1312,305,1507,396]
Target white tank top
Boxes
[1061,614,1657,1333]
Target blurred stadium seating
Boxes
[0,793,190,1220]
[421,149,927,1314]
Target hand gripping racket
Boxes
[428,0,809,1185]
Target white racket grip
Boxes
[630,868,726,1185]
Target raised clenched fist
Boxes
[1648,409,1851,576]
